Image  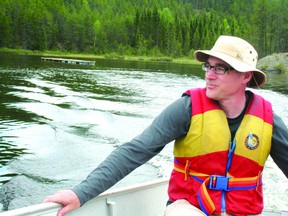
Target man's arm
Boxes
[270,113,288,178]
[44,95,192,215]
[72,95,191,205]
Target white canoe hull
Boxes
[0,178,169,216]
[0,178,287,216]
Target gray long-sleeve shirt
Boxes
[72,93,288,205]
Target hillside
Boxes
[0,0,287,57]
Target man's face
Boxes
[204,56,246,101]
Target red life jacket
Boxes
[168,88,273,215]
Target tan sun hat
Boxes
[194,35,266,88]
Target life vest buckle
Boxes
[209,175,230,191]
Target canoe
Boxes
[0,178,287,216]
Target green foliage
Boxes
[259,65,269,71]
[0,0,287,58]
[275,63,285,73]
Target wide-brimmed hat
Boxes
[194,35,266,88]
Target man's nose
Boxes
[205,69,216,79]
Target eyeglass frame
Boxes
[202,62,235,75]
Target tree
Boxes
[251,0,270,57]
[93,20,101,49]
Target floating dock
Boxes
[41,57,95,66]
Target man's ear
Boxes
[243,72,253,84]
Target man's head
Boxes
[194,35,266,88]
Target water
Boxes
[0,53,287,211]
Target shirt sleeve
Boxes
[270,113,288,178]
[72,96,191,205]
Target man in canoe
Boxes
[45,35,288,216]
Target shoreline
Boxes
[0,48,199,65]
[4,48,286,73]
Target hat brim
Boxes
[194,50,266,88]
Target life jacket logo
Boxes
[245,131,259,150]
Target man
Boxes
[45,35,288,216]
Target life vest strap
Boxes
[174,160,209,180]
[173,162,262,215]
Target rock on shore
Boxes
[257,53,288,73]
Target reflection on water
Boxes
[0,134,28,184]
[0,53,287,211]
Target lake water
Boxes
[0,53,287,212]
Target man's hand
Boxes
[44,190,81,216]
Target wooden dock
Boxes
[41,57,95,66]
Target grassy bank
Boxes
[0,48,199,65]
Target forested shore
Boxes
[0,0,287,59]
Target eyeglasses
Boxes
[202,63,234,75]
